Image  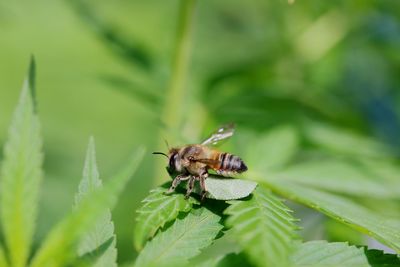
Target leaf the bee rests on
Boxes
[202,176,257,200]
[172,174,257,201]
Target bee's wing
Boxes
[201,123,235,146]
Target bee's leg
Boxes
[199,171,208,202]
[185,175,196,199]
[166,174,190,194]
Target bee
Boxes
[153,124,247,201]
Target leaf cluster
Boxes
[132,124,400,267]
[0,60,145,267]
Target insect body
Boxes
[153,124,247,201]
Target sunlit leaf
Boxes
[261,178,400,253]
[0,58,43,267]
[291,241,369,267]
[30,147,145,267]
[134,208,223,267]
[74,137,117,267]
[134,187,196,251]
[202,177,258,200]
[224,187,298,267]
[173,174,257,201]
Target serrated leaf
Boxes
[262,179,400,253]
[30,147,145,267]
[74,137,117,267]
[363,248,400,266]
[291,241,370,267]
[246,125,298,172]
[0,58,43,267]
[71,237,114,267]
[134,208,223,267]
[134,187,195,251]
[273,159,400,198]
[224,187,298,267]
[189,229,241,267]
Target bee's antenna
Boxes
[164,139,170,150]
[152,152,169,159]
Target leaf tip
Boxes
[26,55,37,110]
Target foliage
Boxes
[224,187,298,267]
[291,241,370,267]
[0,58,42,267]
[74,137,118,267]
[133,208,223,267]
[134,187,196,251]
[1,0,400,266]
[0,62,144,267]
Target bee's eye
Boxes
[168,153,177,172]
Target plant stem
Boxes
[163,0,197,133]
[155,0,197,184]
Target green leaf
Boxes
[134,187,195,251]
[246,125,298,172]
[134,208,223,267]
[202,177,258,200]
[30,147,145,267]
[0,58,43,267]
[291,241,370,267]
[291,241,400,267]
[71,237,115,267]
[363,248,400,266]
[261,178,400,253]
[74,137,117,267]
[69,0,153,71]
[224,187,298,267]
[304,122,394,158]
[0,245,9,267]
[189,229,241,267]
[172,174,257,201]
[272,159,400,198]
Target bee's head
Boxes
[152,148,180,175]
[167,148,180,174]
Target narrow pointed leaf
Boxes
[30,147,145,267]
[0,58,43,267]
[224,187,298,267]
[134,208,223,267]
[134,187,195,251]
[74,137,117,267]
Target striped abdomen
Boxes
[217,152,247,175]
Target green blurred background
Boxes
[1,0,400,264]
